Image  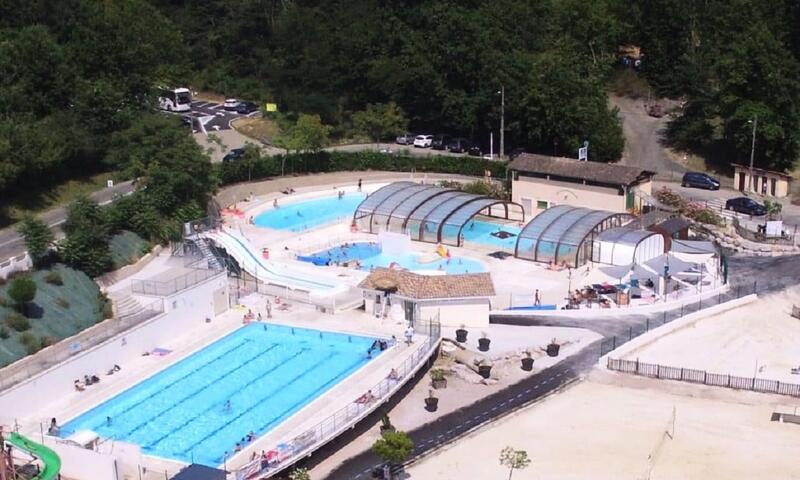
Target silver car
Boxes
[395,133,416,145]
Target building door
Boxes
[738,173,746,191]
[403,300,416,324]
[625,189,635,210]
[520,197,532,216]
[762,176,768,195]
[771,178,777,196]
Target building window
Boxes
[537,200,549,210]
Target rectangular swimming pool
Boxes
[60,324,380,466]
[254,193,366,232]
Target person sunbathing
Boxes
[355,390,376,404]
[387,368,400,381]
[74,379,86,391]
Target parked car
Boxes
[223,98,241,110]
[725,197,766,216]
[447,138,471,153]
[235,101,259,114]
[467,145,482,157]
[396,133,416,145]
[222,148,245,162]
[413,135,433,148]
[681,172,720,190]
[431,134,450,150]
[508,147,526,160]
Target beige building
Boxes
[509,154,656,216]
[732,164,791,197]
[358,268,495,328]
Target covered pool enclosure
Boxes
[514,205,633,268]
[353,181,524,246]
[592,228,666,266]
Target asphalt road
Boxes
[0,180,136,261]
[183,100,254,133]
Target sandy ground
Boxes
[308,326,600,479]
[623,286,800,382]
[407,371,800,480]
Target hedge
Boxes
[216,151,508,186]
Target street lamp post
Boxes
[498,85,505,159]
[748,116,758,193]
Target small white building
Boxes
[593,228,666,266]
[358,268,495,328]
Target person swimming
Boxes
[225,400,232,412]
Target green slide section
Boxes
[6,432,61,480]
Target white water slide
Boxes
[202,228,349,296]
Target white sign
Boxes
[766,220,783,237]
[578,146,588,161]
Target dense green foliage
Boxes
[371,430,414,465]
[7,277,37,315]
[17,215,55,267]
[60,197,113,277]
[216,151,506,186]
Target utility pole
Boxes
[498,85,505,159]
[748,116,757,193]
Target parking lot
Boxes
[182,100,257,133]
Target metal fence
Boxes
[131,266,225,297]
[0,298,164,392]
[599,281,757,356]
[233,318,442,480]
[606,358,800,397]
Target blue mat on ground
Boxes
[505,305,558,311]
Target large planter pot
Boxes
[478,337,491,352]
[478,364,492,379]
[521,357,534,371]
[455,329,468,343]
[424,397,439,412]
[546,343,560,357]
[432,378,447,389]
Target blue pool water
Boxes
[461,220,521,251]
[300,242,486,274]
[60,324,380,466]
[254,193,366,232]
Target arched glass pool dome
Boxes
[353,182,524,246]
[514,205,632,267]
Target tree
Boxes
[60,196,112,277]
[372,430,414,467]
[7,276,37,315]
[352,102,408,144]
[288,468,310,480]
[17,214,54,266]
[274,114,331,153]
[499,446,531,480]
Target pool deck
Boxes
[23,289,429,479]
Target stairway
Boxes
[195,237,222,270]
[109,291,145,319]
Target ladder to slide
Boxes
[195,237,222,270]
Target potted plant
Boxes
[478,360,493,379]
[521,350,534,371]
[424,389,439,411]
[546,338,560,357]
[372,430,414,479]
[455,324,468,343]
[380,414,396,435]
[430,368,447,389]
[478,332,491,352]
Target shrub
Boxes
[0,296,9,308]
[56,297,70,309]
[40,335,56,349]
[7,276,37,314]
[288,468,310,480]
[0,327,9,339]
[371,430,414,465]
[430,368,446,381]
[654,187,686,209]
[99,292,114,319]
[5,312,31,332]
[19,332,40,354]
[44,270,63,286]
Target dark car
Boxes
[222,148,245,162]
[431,134,450,150]
[725,197,766,216]
[235,101,259,114]
[467,145,482,157]
[447,138,471,153]
[682,172,720,190]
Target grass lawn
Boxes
[232,116,280,144]
[0,170,121,228]
[0,265,104,367]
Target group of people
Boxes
[74,373,101,391]
[234,430,258,453]
[366,338,389,358]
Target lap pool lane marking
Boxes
[119,342,283,438]
[78,338,254,430]
[177,349,344,457]
[143,346,313,450]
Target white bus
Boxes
[157,87,192,112]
